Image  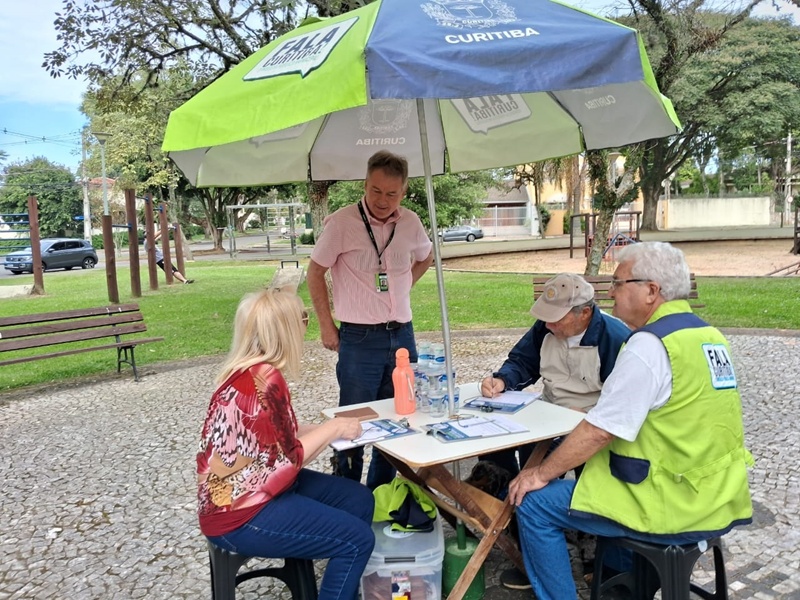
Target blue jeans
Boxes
[207,469,375,600]
[516,479,703,600]
[335,321,417,490]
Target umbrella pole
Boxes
[415,99,457,422]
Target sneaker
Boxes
[500,566,531,590]
[184,279,195,284]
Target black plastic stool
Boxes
[590,536,728,600]
[207,540,319,600]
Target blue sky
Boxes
[1,0,798,174]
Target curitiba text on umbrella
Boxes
[356,137,406,146]
[444,27,539,44]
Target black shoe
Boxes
[500,566,531,590]
[184,279,195,284]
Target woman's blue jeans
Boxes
[516,479,700,600]
[335,321,417,489]
[207,469,375,600]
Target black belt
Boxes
[340,321,407,331]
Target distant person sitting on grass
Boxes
[143,230,194,284]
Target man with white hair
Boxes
[508,242,753,600]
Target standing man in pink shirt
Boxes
[307,150,433,489]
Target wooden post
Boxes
[173,222,185,275]
[102,214,119,303]
[143,195,158,290]
[125,189,141,298]
[158,203,174,284]
[27,196,44,295]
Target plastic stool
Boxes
[590,536,728,600]
[207,540,319,600]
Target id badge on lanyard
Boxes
[375,272,389,292]
[359,202,395,293]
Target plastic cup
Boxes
[429,390,446,418]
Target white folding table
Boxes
[323,382,585,600]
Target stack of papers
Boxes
[330,418,417,451]
[426,415,528,443]
[462,390,541,414]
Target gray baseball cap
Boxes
[530,273,594,322]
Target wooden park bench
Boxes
[0,304,164,381]
[533,274,705,311]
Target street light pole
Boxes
[91,131,119,303]
[92,131,112,216]
[81,128,91,241]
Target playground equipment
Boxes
[225,202,305,259]
[569,210,642,259]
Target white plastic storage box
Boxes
[360,515,445,600]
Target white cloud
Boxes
[752,0,800,22]
[0,0,88,108]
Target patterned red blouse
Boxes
[197,362,305,536]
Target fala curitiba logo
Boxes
[422,0,539,44]
[243,16,358,81]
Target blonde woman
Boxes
[198,289,375,599]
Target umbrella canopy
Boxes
[162,0,679,186]
[162,0,680,419]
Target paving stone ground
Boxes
[0,329,797,600]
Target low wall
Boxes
[660,196,770,229]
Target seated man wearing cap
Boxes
[478,272,630,590]
[481,272,631,473]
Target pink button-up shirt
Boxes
[311,199,432,324]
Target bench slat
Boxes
[0,313,143,340]
[0,304,141,328]
[0,323,148,353]
[0,337,165,367]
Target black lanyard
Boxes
[358,201,396,270]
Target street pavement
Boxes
[0,329,798,599]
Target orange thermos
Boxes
[393,348,416,415]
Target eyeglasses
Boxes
[610,278,648,289]
[301,310,309,325]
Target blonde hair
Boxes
[216,288,305,384]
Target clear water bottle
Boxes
[432,343,445,370]
[413,362,430,412]
[440,373,459,414]
[418,341,434,371]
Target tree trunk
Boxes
[534,183,546,238]
[585,208,614,276]
[200,188,230,251]
[308,180,332,241]
[640,175,662,232]
[584,147,643,275]
[718,149,725,198]
[639,143,667,231]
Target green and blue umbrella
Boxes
[163,0,679,186]
[163,0,679,418]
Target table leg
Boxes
[521,439,553,470]
[446,500,515,600]
[428,464,525,573]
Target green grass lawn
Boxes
[1,261,797,391]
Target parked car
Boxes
[440,225,484,242]
[3,238,98,274]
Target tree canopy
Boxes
[615,2,800,228]
[0,158,82,238]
